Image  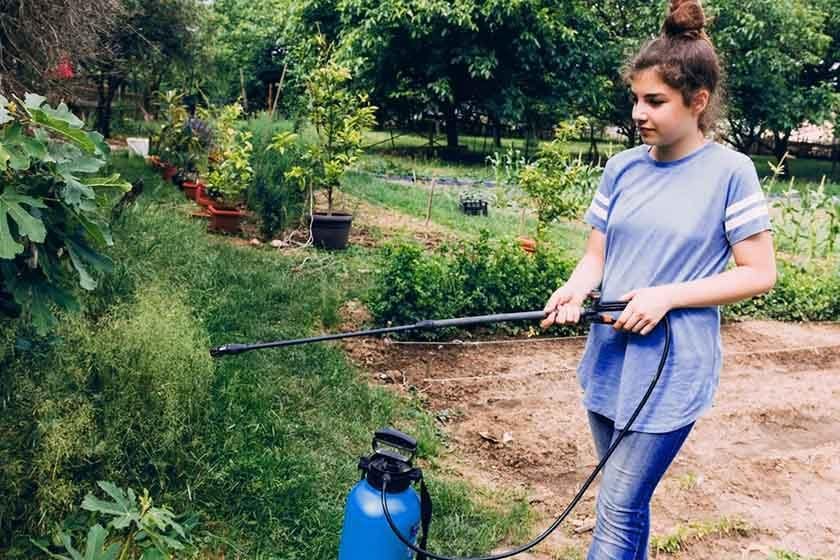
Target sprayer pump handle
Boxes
[373,427,417,459]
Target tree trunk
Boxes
[95,73,122,138]
[445,104,458,150]
[493,116,502,148]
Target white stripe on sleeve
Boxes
[724,204,768,232]
[595,191,609,207]
[589,202,607,221]
[725,192,765,218]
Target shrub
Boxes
[368,231,580,339]
[0,286,214,539]
[246,115,306,238]
[723,259,840,321]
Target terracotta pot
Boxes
[182,181,200,201]
[208,205,245,234]
[162,164,178,182]
[195,184,215,207]
[516,235,537,254]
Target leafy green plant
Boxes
[150,90,204,174]
[0,93,131,331]
[367,231,579,340]
[516,118,600,239]
[32,481,194,560]
[272,35,377,214]
[486,146,527,187]
[247,120,307,238]
[205,103,253,208]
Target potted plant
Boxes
[205,103,253,233]
[270,35,376,250]
[513,117,600,251]
[151,90,205,185]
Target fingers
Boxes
[539,311,556,330]
[540,304,581,329]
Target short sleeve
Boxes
[585,163,615,233]
[724,160,771,245]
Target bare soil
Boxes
[341,318,840,559]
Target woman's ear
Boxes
[692,89,710,116]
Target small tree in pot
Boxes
[271,35,376,249]
[205,103,254,233]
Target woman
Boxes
[541,1,777,558]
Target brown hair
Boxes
[623,0,723,134]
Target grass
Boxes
[340,171,590,254]
[649,516,752,555]
[0,152,532,558]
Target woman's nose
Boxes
[632,104,647,124]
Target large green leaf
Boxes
[82,174,132,193]
[66,238,113,291]
[83,525,120,560]
[28,107,97,154]
[82,481,141,530]
[0,192,48,259]
[0,122,48,170]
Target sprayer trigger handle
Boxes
[374,427,418,454]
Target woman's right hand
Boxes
[541,285,586,329]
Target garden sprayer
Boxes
[210,295,672,560]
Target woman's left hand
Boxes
[613,286,676,335]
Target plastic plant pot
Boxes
[208,204,246,234]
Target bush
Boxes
[368,231,580,339]
[0,286,214,539]
[246,115,306,238]
[723,259,840,321]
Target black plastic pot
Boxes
[459,199,488,216]
[310,212,353,249]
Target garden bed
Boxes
[341,320,840,559]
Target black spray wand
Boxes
[209,298,627,357]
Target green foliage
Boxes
[723,259,840,321]
[151,90,207,174]
[0,93,131,332]
[334,0,604,149]
[649,516,751,555]
[32,481,194,560]
[516,118,601,239]
[368,231,580,339]
[246,115,307,238]
[0,286,214,539]
[275,35,377,214]
[711,0,838,153]
[206,103,254,206]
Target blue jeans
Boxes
[586,410,694,560]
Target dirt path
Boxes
[342,320,840,559]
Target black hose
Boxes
[381,315,672,560]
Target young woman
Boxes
[541,1,777,558]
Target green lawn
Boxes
[341,171,590,254]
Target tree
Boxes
[710,0,834,163]
[586,1,662,148]
[0,0,121,95]
[87,0,199,138]
[331,0,602,152]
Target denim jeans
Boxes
[586,410,694,560]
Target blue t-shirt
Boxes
[577,141,771,433]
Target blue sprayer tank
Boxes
[338,427,430,560]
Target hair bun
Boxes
[663,0,706,38]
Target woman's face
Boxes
[630,68,707,146]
